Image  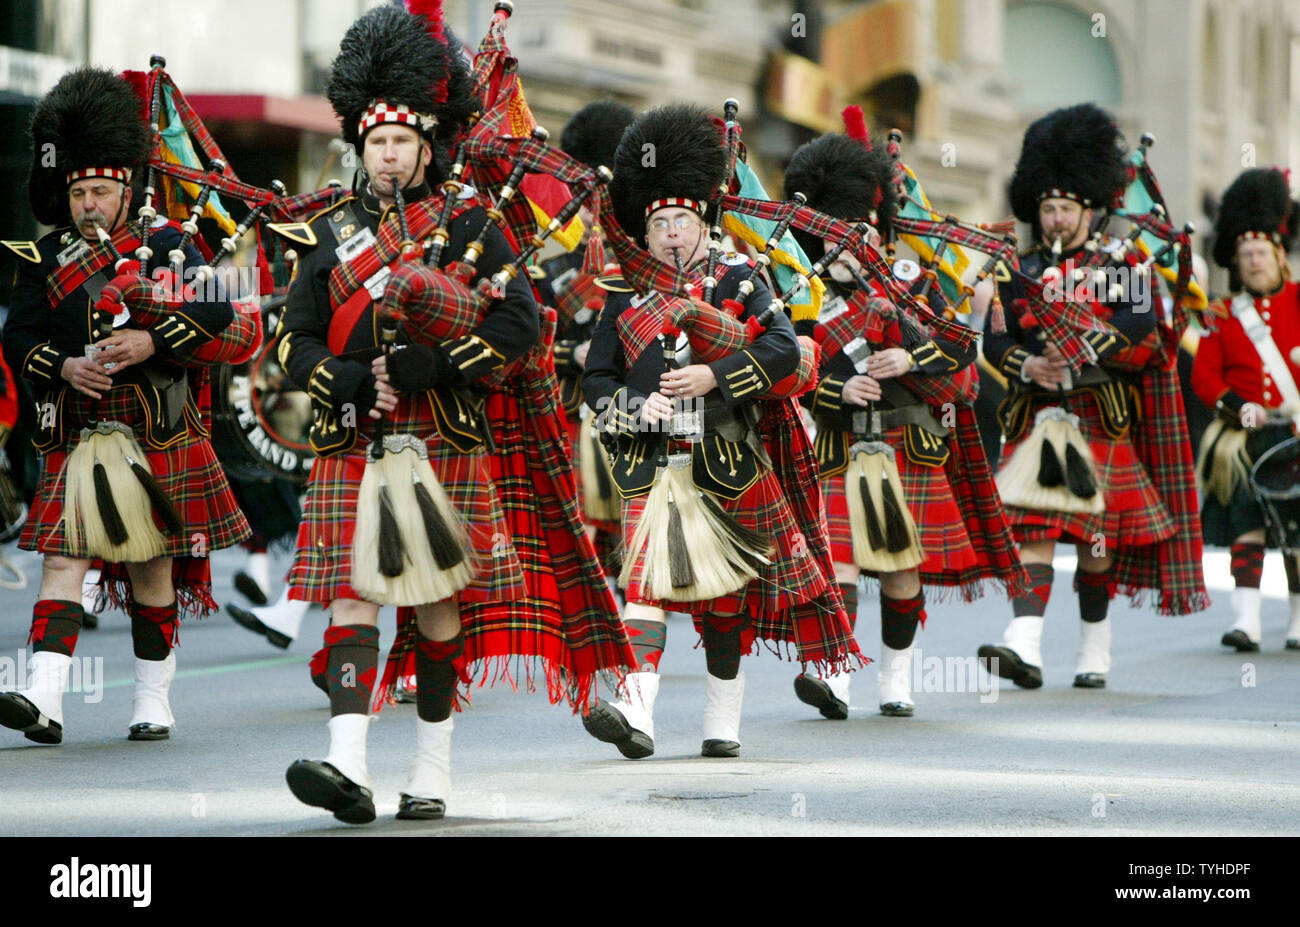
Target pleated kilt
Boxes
[20,385,250,558]
[289,392,526,605]
[821,425,978,580]
[620,445,828,623]
[1003,392,1174,547]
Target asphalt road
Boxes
[0,544,1296,836]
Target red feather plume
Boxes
[405,0,449,103]
[841,105,871,151]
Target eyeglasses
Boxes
[648,214,701,233]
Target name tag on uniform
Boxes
[57,239,89,267]
[364,266,391,299]
[336,226,377,264]
[551,267,577,293]
[819,294,849,324]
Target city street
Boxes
[0,545,1296,836]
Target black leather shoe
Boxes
[978,644,1043,689]
[701,739,740,757]
[793,674,849,720]
[396,794,446,820]
[82,611,99,630]
[879,701,915,717]
[582,701,653,759]
[227,603,292,649]
[1073,673,1106,689]
[286,760,375,825]
[127,722,170,741]
[233,571,270,607]
[0,692,62,744]
[1221,630,1260,652]
[1287,638,1299,651]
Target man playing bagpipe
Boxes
[783,117,1025,718]
[1193,168,1300,652]
[979,104,1207,690]
[582,103,859,759]
[277,2,632,824]
[540,100,636,580]
[0,68,253,745]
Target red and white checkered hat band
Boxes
[357,102,437,138]
[1037,187,1091,207]
[1237,230,1283,245]
[645,197,705,219]
[66,167,131,185]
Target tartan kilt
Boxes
[620,451,828,626]
[288,393,526,605]
[1003,392,1175,547]
[20,385,249,559]
[820,426,978,581]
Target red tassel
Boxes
[404,0,447,42]
[721,297,746,319]
[990,294,1006,333]
[582,228,608,275]
[841,105,871,150]
[744,315,763,339]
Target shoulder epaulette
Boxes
[594,274,635,293]
[267,195,357,249]
[1,241,41,264]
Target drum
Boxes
[1250,434,1300,557]
[210,325,314,485]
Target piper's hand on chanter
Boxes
[659,364,716,399]
[1042,341,1067,365]
[95,329,157,374]
[864,347,911,380]
[842,373,882,406]
[640,391,674,427]
[1024,354,1069,389]
[367,355,399,419]
[574,339,591,369]
[61,355,113,399]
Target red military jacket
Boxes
[1192,280,1300,416]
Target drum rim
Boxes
[1250,435,1300,500]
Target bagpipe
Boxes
[995,132,1201,516]
[62,54,335,562]
[347,1,619,605]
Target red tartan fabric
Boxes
[21,388,249,618]
[288,406,526,606]
[1003,392,1174,548]
[817,289,1025,599]
[376,382,635,713]
[756,400,860,670]
[822,427,977,577]
[47,224,146,307]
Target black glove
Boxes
[387,342,452,393]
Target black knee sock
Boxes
[1285,555,1300,594]
[324,624,379,717]
[30,600,84,657]
[414,630,465,723]
[1230,542,1265,589]
[1075,568,1112,623]
[130,601,178,661]
[1012,563,1055,617]
[881,592,925,650]
[701,614,747,680]
[839,582,859,630]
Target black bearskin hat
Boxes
[28,67,150,228]
[327,1,477,154]
[784,133,898,259]
[560,100,636,171]
[609,103,728,243]
[1007,103,1129,226]
[1212,168,1299,269]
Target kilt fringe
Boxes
[100,569,219,622]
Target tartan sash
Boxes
[46,225,145,308]
[324,194,474,348]
[820,288,977,406]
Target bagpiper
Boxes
[0,67,253,744]
[581,103,859,758]
[783,118,1025,718]
[276,1,631,824]
[978,104,1207,689]
[1193,167,1300,652]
